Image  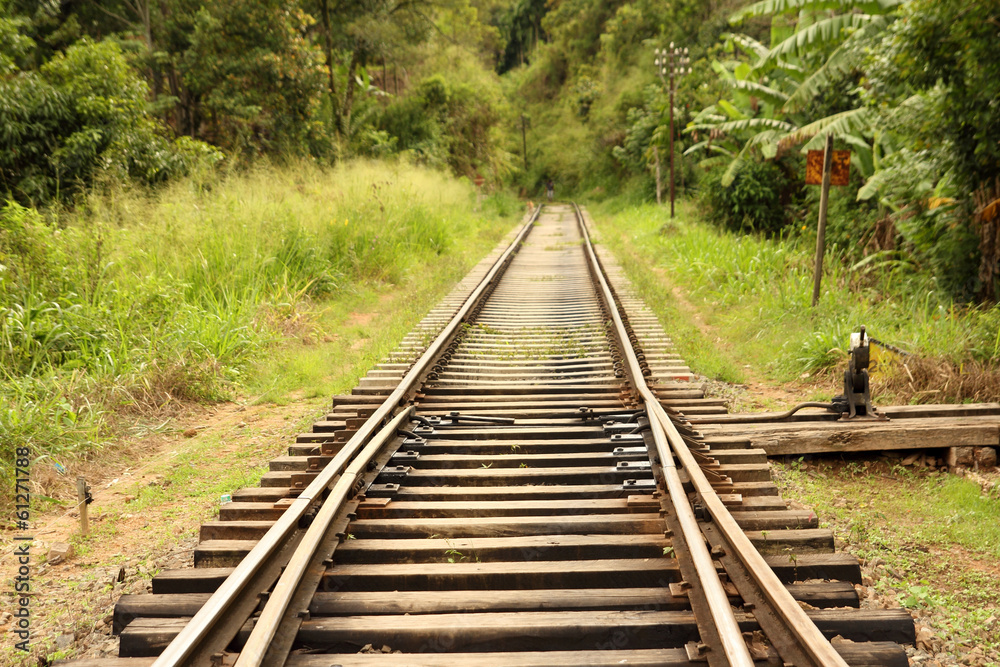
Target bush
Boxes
[0,39,220,205]
[377,72,507,179]
[699,159,793,234]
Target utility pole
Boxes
[669,71,676,218]
[653,146,662,205]
[521,114,529,172]
[812,133,835,307]
[654,44,690,218]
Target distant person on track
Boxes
[546,180,554,201]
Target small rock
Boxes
[916,625,935,651]
[381,645,392,653]
[0,611,12,625]
[55,632,75,649]
[974,446,997,469]
[948,446,975,467]
[48,542,74,565]
[901,453,921,466]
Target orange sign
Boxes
[806,150,851,186]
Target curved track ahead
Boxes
[76,205,914,667]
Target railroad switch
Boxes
[834,325,888,421]
[426,411,517,425]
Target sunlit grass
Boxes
[774,458,1000,655]
[0,159,519,504]
[591,199,1000,395]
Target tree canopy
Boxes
[2,0,999,300]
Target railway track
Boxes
[71,204,914,666]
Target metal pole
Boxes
[669,69,676,219]
[76,476,89,537]
[812,133,834,307]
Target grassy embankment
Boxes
[775,459,1000,658]
[591,199,1000,405]
[0,160,520,512]
[593,198,1000,662]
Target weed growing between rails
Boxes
[773,457,1000,664]
[0,159,518,511]
[590,200,1000,403]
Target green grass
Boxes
[590,199,1000,395]
[774,458,1000,657]
[0,159,519,507]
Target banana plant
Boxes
[686,0,905,189]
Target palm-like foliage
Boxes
[687,0,903,187]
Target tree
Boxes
[308,0,440,140]
[863,0,1000,298]
[182,0,326,153]
[0,39,216,204]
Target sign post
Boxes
[807,136,850,306]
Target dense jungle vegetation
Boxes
[2,0,999,488]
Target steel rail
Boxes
[236,406,415,664]
[571,205,753,666]
[152,206,542,667]
[573,204,850,667]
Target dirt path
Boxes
[651,266,834,411]
[0,397,324,665]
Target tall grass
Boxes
[593,200,1000,399]
[0,159,516,500]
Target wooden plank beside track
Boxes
[698,415,1000,456]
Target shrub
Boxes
[0,39,220,205]
[699,159,793,234]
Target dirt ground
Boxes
[0,397,324,665]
